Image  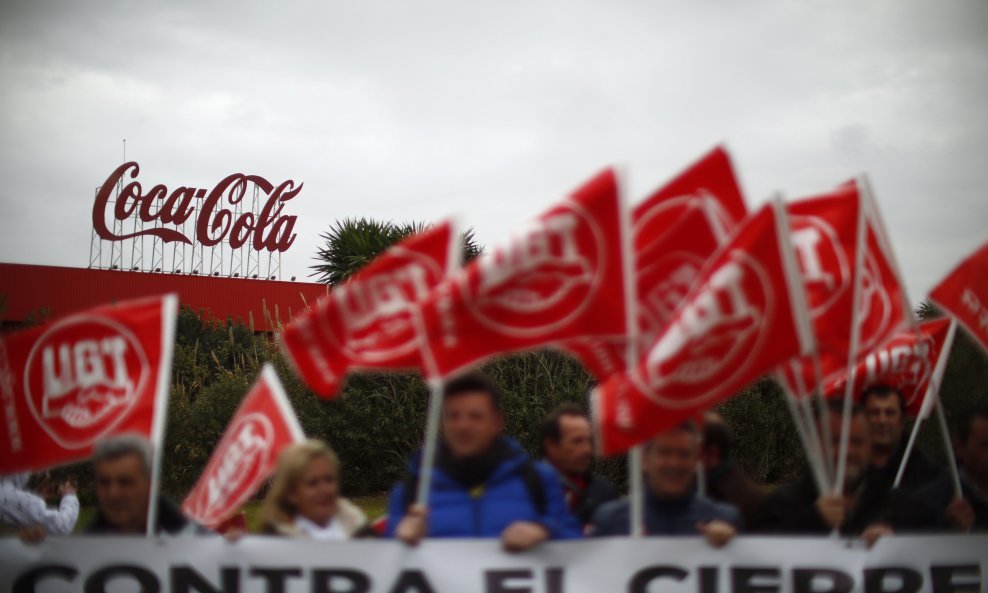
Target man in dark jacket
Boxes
[541,404,618,527]
[757,402,891,541]
[84,435,209,536]
[702,412,766,528]
[905,408,988,532]
[863,384,941,494]
[590,421,741,547]
[387,373,581,550]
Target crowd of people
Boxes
[2,372,986,549]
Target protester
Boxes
[862,384,941,493]
[756,402,893,542]
[387,373,581,550]
[1,472,78,540]
[84,435,209,536]
[259,439,372,539]
[701,412,766,528]
[906,408,988,532]
[541,404,618,527]
[590,421,741,547]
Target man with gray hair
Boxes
[84,435,208,535]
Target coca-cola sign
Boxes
[92,162,301,253]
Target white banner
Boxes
[1,535,985,593]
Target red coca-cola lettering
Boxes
[92,162,301,253]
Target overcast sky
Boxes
[1,0,985,304]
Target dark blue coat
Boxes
[386,438,581,539]
[590,487,742,537]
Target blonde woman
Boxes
[259,440,371,539]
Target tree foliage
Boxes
[309,218,483,285]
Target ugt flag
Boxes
[562,147,746,381]
[780,182,911,397]
[183,364,305,528]
[593,201,814,455]
[563,197,732,380]
[777,183,863,396]
[822,317,955,418]
[417,169,629,378]
[281,221,459,397]
[930,241,988,354]
[0,295,178,474]
[632,145,746,253]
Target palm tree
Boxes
[916,299,939,320]
[310,218,482,285]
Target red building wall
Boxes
[0,263,328,331]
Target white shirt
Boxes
[293,514,347,540]
[0,474,79,535]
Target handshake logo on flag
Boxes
[334,254,440,362]
[466,207,603,337]
[644,251,768,403]
[25,318,149,449]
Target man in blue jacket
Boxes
[590,421,741,547]
[387,373,581,551]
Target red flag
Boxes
[280,221,459,397]
[564,197,731,379]
[780,183,910,396]
[182,364,304,528]
[857,219,911,354]
[561,147,746,381]
[0,295,177,474]
[633,146,747,244]
[777,184,863,395]
[593,201,813,455]
[930,241,988,355]
[417,169,629,378]
[822,318,954,417]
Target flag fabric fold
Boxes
[821,317,954,418]
[280,221,459,397]
[415,169,630,378]
[594,200,813,455]
[930,241,988,355]
[561,146,747,381]
[182,364,305,528]
[0,294,178,474]
[780,181,911,398]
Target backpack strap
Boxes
[520,460,548,517]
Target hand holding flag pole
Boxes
[406,169,632,517]
[892,320,958,492]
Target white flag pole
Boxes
[147,294,178,536]
[858,177,951,494]
[923,320,962,497]
[411,222,464,509]
[893,414,925,490]
[628,445,645,537]
[786,360,831,488]
[892,320,955,488]
[774,196,830,494]
[612,168,645,538]
[779,370,829,494]
[809,353,836,482]
[415,377,445,508]
[833,183,868,500]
